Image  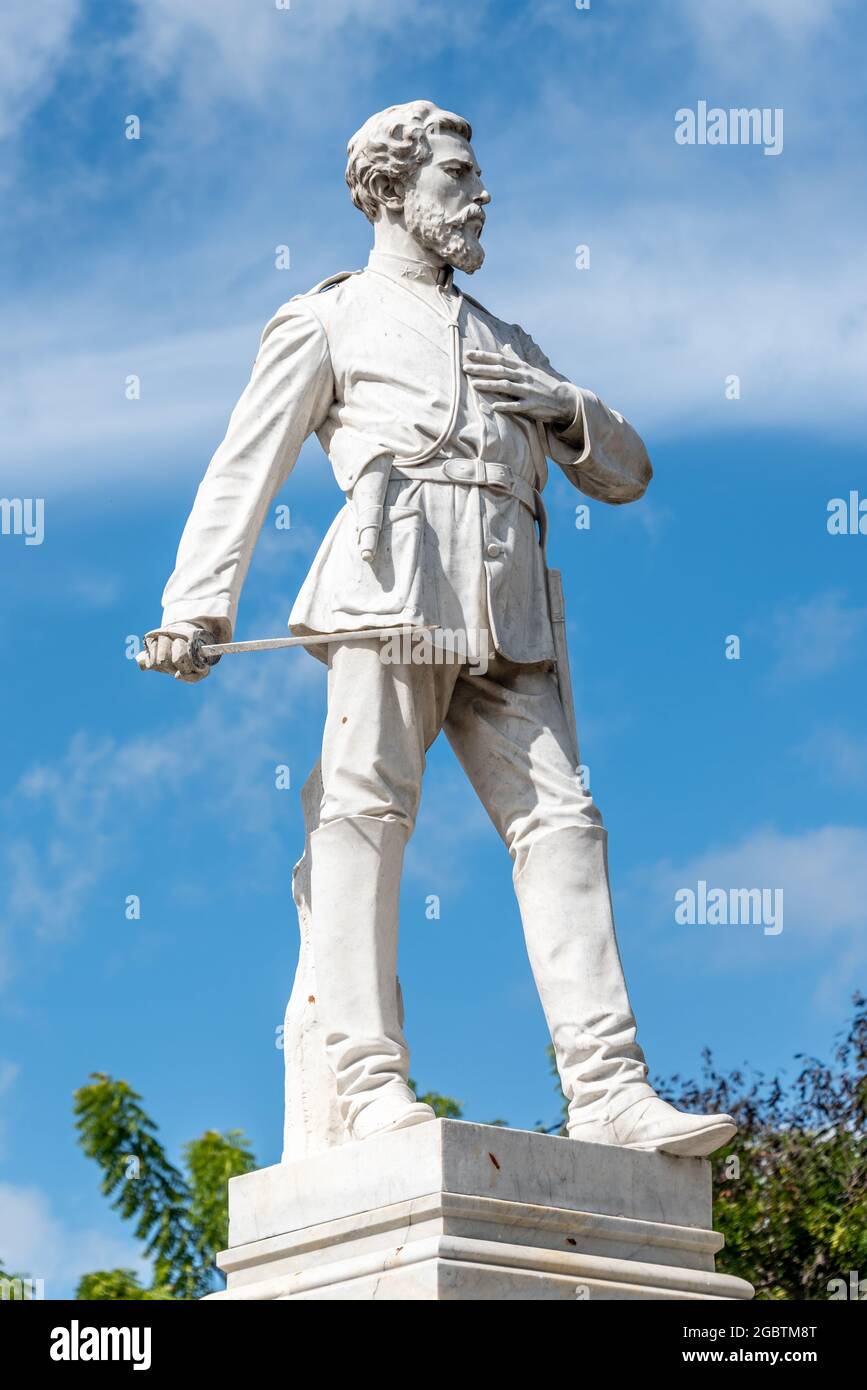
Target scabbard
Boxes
[546,567,580,768]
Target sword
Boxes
[137,624,441,673]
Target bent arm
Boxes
[161,303,334,640]
[515,326,652,505]
[548,388,652,504]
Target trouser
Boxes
[309,638,649,1132]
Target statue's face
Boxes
[402,130,490,273]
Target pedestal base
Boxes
[206,1120,753,1301]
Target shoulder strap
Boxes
[292,270,361,301]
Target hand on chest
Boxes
[335,290,532,433]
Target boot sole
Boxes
[355,1104,437,1141]
[629,1119,736,1157]
[381,1106,437,1135]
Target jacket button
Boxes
[486,542,502,558]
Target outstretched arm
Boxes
[143,302,334,679]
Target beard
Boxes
[403,189,486,273]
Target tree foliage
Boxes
[48,999,867,1301]
[658,994,867,1301]
[538,998,866,1300]
[72,1073,254,1300]
[411,1079,464,1119]
[0,1261,34,1301]
[74,1270,174,1301]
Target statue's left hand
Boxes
[463,348,578,427]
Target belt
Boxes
[390,457,540,518]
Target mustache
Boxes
[451,204,486,230]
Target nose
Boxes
[477,184,491,207]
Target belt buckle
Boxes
[443,457,484,485]
[486,461,513,492]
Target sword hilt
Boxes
[189,631,221,672]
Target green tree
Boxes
[0,1260,34,1301]
[73,1073,255,1300]
[539,1043,568,1134]
[411,1081,507,1126]
[67,999,867,1302]
[411,1080,463,1119]
[658,994,867,1301]
[74,1270,173,1301]
[533,999,867,1300]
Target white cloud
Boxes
[0,1181,146,1297]
[65,572,123,610]
[1,317,257,491]
[8,176,867,494]
[124,0,489,116]
[0,0,80,142]
[0,1060,21,1159]
[486,186,867,442]
[404,767,490,888]
[765,590,867,681]
[0,644,322,989]
[797,726,867,788]
[3,2,865,490]
[679,0,847,52]
[645,823,867,1002]
[0,1059,19,1095]
[673,0,857,87]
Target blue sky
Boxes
[1,0,866,1296]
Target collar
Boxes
[367,250,455,292]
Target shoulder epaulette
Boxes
[291,270,362,301]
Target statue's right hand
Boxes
[137,622,217,683]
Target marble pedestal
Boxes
[205,1120,754,1301]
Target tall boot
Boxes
[309,814,435,1141]
[513,825,735,1157]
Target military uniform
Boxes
[160,253,657,1143]
[161,251,650,659]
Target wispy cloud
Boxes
[795,725,867,788]
[0,1059,21,1158]
[677,0,852,70]
[0,1180,146,1297]
[404,766,490,888]
[4,2,866,491]
[765,590,867,681]
[9,178,867,491]
[3,318,258,490]
[0,0,80,142]
[0,646,321,989]
[642,823,867,1004]
[121,0,492,129]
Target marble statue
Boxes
[141,101,735,1161]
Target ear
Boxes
[368,169,405,213]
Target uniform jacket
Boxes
[160,253,652,663]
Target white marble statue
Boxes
[141,101,735,1160]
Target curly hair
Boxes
[346,100,472,223]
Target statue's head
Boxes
[346,100,490,273]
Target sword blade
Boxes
[200,624,439,657]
